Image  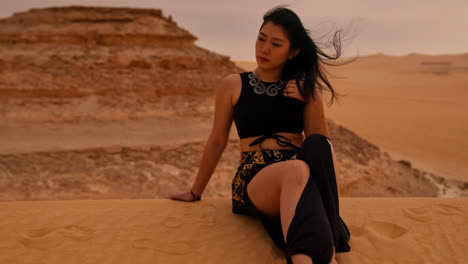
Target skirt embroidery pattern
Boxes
[232,149,298,213]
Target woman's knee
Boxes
[282,160,310,187]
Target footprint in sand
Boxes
[162,203,218,229]
[432,203,463,216]
[132,238,201,255]
[366,221,409,239]
[19,225,95,250]
[403,207,432,222]
[403,203,463,223]
[347,224,365,237]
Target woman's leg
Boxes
[296,134,350,254]
[246,158,334,264]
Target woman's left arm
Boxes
[303,88,329,138]
[303,88,342,197]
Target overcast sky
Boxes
[2,0,467,60]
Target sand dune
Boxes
[0,197,466,263]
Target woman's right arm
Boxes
[166,74,239,201]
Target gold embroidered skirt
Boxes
[231,148,298,216]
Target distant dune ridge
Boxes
[0,6,467,264]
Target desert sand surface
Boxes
[0,197,467,264]
[1,6,468,264]
[0,117,214,154]
[236,56,468,182]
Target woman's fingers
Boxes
[165,194,173,199]
[283,81,305,101]
[283,87,296,94]
[166,191,194,202]
[165,192,180,200]
[286,79,304,87]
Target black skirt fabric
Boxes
[231,134,351,264]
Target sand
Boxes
[0,197,466,263]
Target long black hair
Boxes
[261,5,357,106]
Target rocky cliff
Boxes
[0,6,242,122]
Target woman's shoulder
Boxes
[219,70,254,91]
[224,71,251,80]
[214,73,242,97]
[228,71,254,86]
[220,72,245,88]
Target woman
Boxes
[167,6,351,264]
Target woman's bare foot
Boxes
[291,254,312,263]
[329,247,338,264]
[291,247,337,264]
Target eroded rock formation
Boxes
[0,6,242,122]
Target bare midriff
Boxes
[239,132,304,152]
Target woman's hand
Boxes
[283,79,305,101]
[165,191,200,202]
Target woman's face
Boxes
[255,21,298,70]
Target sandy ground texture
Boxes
[0,197,466,264]
[235,54,468,182]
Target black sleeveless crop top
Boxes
[233,71,305,140]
